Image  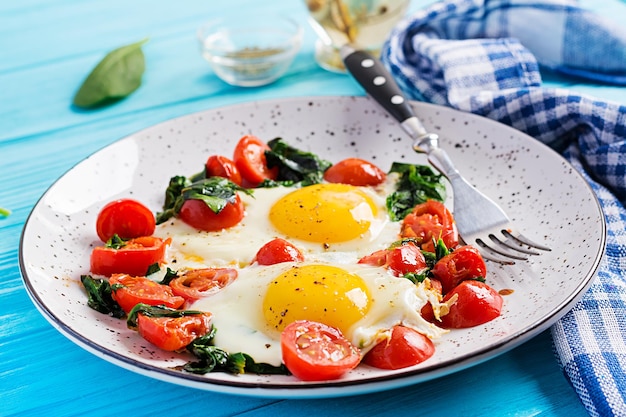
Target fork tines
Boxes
[470,229,551,265]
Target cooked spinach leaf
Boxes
[80,275,125,318]
[73,38,148,108]
[184,329,290,375]
[157,267,179,285]
[386,162,446,221]
[260,137,332,187]
[105,234,126,249]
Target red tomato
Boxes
[438,280,503,328]
[400,200,459,252]
[109,274,185,313]
[385,244,428,276]
[205,155,243,186]
[357,249,388,267]
[358,244,427,277]
[169,268,238,302]
[431,245,487,294]
[90,236,170,277]
[363,326,435,370]
[178,195,244,232]
[95,199,155,242]
[137,312,212,351]
[232,135,278,187]
[323,158,386,186]
[253,238,305,265]
[281,320,361,381]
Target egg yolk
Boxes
[263,264,372,335]
[268,183,378,243]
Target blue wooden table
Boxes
[2,1,624,415]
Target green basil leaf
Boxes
[73,38,148,108]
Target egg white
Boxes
[154,177,401,269]
[191,261,447,367]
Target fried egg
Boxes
[191,261,446,366]
[155,179,401,269]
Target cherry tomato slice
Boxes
[90,236,170,277]
[109,274,185,313]
[178,194,244,232]
[357,249,388,267]
[169,268,238,302]
[96,199,156,242]
[137,312,212,351]
[233,135,278,187]
[438,280,503,328]
[358,244,427,277]
[384,244,428,276]
[323,158,386,186]
[400,200,459,252]
[281,320,360,381]
[431,245,487,294]
[253,238,305,265]
[363,325,435,370]
[205,155,243,186]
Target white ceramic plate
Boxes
[20,96,605,398]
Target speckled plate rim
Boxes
[19,95,605,398]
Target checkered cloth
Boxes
[381,1,626,415]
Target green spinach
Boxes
[385,162,446,221]
[260,137,332,187]
[80,275,125,318]
[184,329,290,375]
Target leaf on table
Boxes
[73,38,149,109]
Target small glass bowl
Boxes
[197,15,302,87]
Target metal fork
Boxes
[341,45,551,264]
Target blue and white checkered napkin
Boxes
[381,0,626,415]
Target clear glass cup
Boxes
[304,0,410,72]
[197,15,302,87]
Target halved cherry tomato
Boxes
[205,155,243,186]
[323,158,386,186]
[95,199,155,242]
[431,245,487,294]
[169,268,238,302]
[137,312,212,351]
[178,195,244,232]
[90,236,170,277]
[253,238,305,265]
[109,274,185,313]
[401,200,459,252]
[363,325,435,370]
[358,243,427,277]
[281,320,360,381]
[438,280,503,328]
[233,135,278,187]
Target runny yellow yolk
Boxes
[263,264,372,335]
[268,183,378,243]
